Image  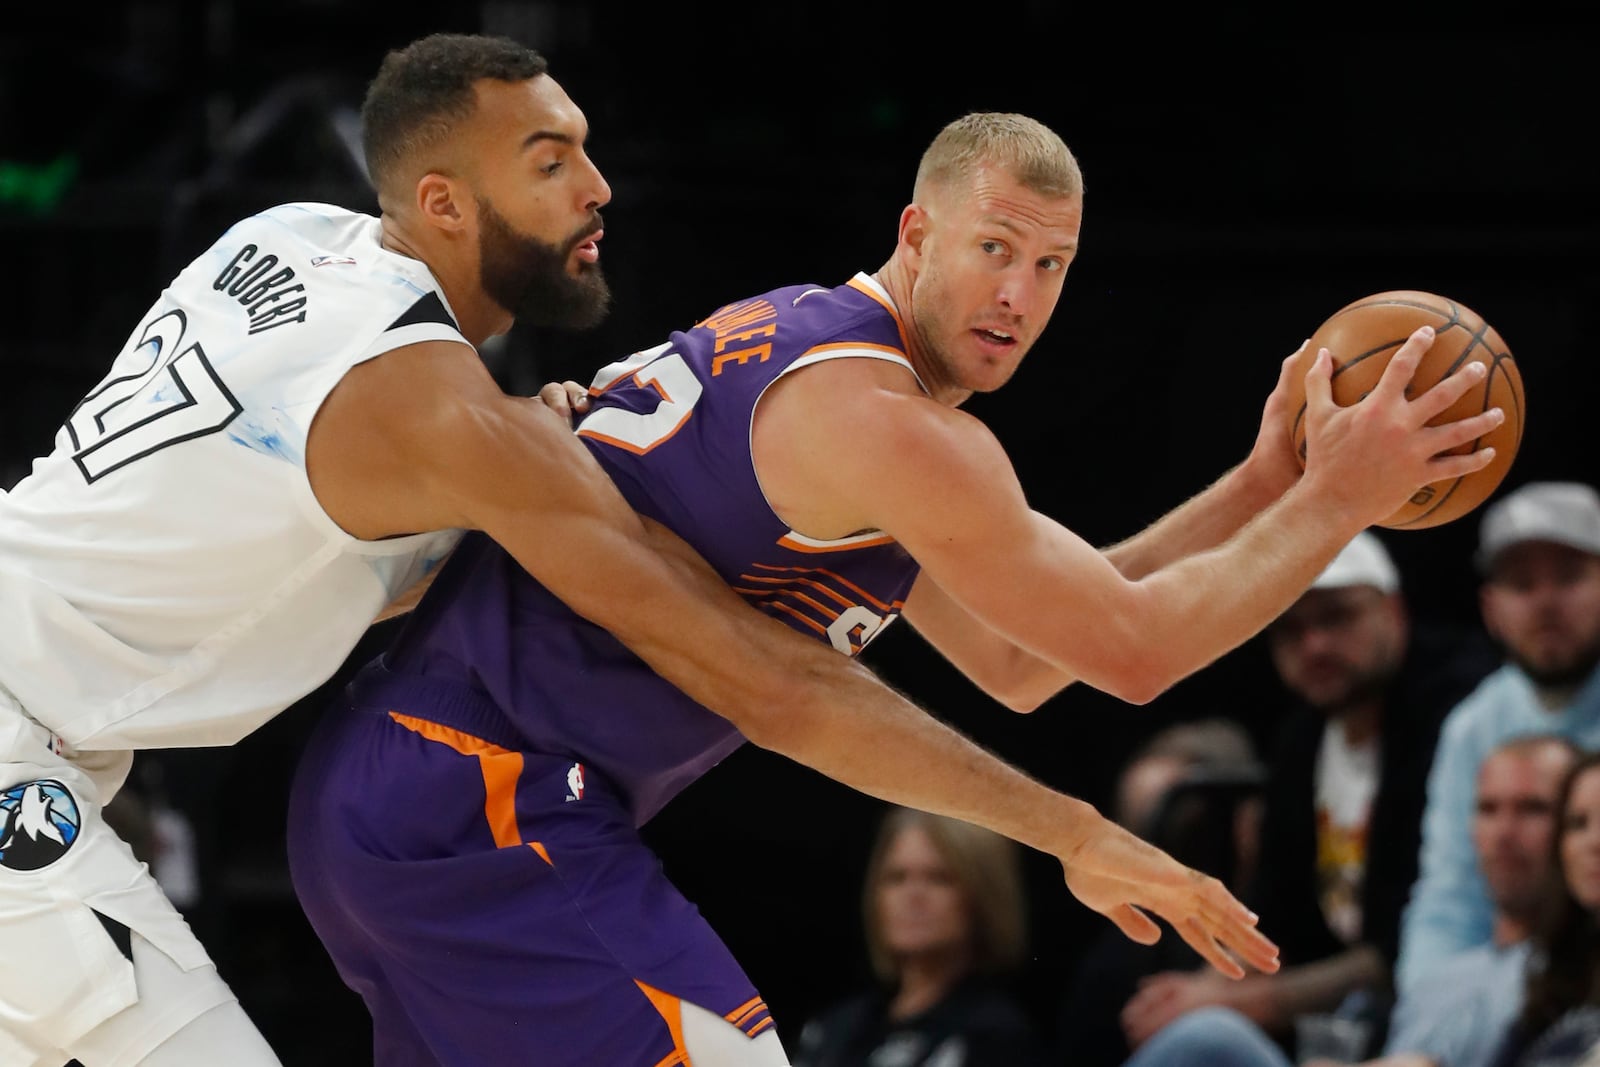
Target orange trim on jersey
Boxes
[729,583,843,623]
[764,600,828,636]
[388,712,525,850]
[636,982,689,1066]
[750,563,905,614]
[726,996,766,1026]
[777,531,897,553]
[528,841,552,865]
[738,572,855,610]
[577,416,692,456]
[770,587,841,621]
[747,1017,776,1038]
[844,277,912,352]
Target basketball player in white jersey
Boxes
[0,32,1494,1067]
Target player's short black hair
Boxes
[361,33,549,192]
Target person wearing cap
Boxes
[1118,531,1500,1059]
[1396,481,1600,997]
[1115,733,1581,1067]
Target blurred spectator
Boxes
[1398,482,1600,996]
[1056,718,1265,1066]
[792,806,1051,1067]
[1487,749,1600,1067]
[1117,531,1499,1057]
[1115,717,1264,873]
[1118,732,1581,1067]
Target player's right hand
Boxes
[1061,822,1280,980]
[1242,340,1311,498]
[537,379,590,423]
[1299,325,1503,526]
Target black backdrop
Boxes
[4,5,1599,1063]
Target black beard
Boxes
[1510,644,1600,691]
[477,196,611,331]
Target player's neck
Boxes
[870,260,970,408]
[378,216,512,348]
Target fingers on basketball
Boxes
[1284,290,1524,529]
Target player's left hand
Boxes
[537,380,590,422]
[1061,824,1279,983]
[1243,341,1309,497]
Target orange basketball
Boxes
[1285,290,1524,530]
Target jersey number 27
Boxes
[65,309,242,483]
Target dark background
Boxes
[4,4,1599,1063]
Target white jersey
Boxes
[0,202,465,752]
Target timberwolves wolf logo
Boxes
[0,780,82,871]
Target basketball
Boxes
[1285,290,1524,530]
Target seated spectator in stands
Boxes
[1113,717,1265,894]
[792,806,1050,1067]
[1488,750,1600,1067]
[1119,732,1581,1067]
[1399,482,1600,996]
[1119,531,1499,1056]
[1057,718,1265,1067]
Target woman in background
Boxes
[793,806,1052,1067]
[1491,751,1600,1067]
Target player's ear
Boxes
[899,204,929,261]
[416,173,467,232]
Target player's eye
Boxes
[1039,257,1064,272]
[980,239,1006,257]
[541,159,565,176]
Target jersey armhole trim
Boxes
[289,322,474,553]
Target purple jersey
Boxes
[386,272,923,824]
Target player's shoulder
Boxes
[222,201,372,246]
[212,202,424,286]
[701,273,903,350]
[202,202,455,332]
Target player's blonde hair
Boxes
[913,111,1084,202]
[861,806,1028,983]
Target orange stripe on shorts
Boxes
[388,712,526,850]
[636,981,689,1065]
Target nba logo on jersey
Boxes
[565,763,585,802]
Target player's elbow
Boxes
[732,635,890,758]
[729,655,846,754]
[990,680,1055,714]
[1078,596,1188,704]
[1000,692,1046,714]
[1103,676,1164,706]
[695,635,839,751]
[1085,644,1176,706]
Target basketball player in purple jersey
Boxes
[286,106,1502,1064]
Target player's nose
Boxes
[994,272,1037,319]
[579,153,611,212]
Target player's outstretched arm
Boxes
[763,327,1501,706]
